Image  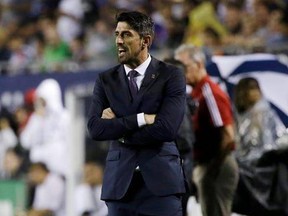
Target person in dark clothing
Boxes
[164,58,196,215]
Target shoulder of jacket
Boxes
[100,64,121,76]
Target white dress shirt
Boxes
[124,55,152,127]
[33,173,65,216]
[75,184,108,216]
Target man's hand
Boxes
[101,108,116,119]
[144,114,156,125]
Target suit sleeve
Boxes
[87,75,139,141]
[124,68,186,145]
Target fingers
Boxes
[101,108,116,119]
[144,114,156,124]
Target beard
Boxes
[117,47,142,67]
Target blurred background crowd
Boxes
[0,0,288,75]
[1,0,288,216]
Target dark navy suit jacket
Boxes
[87,57,186,200]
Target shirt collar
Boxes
[192,75,210,97]
[124,55,152,76]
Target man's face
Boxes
[28,166,46,185]
[115,21,144,68]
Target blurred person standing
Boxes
[0,115,18,178]
[163,58,196,216]
[75,161,108,216]
[232,77,288,215]
[27,162,65,216]
[234,77,287,165]
[175,44,239,216]
[20,78,69,177]
[1,146,28,179]
[87,11,186,216]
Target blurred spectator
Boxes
[0,0,31,26]
[202,27,224,61]
[0,113,18,177]
[150,3,169,49]
[20,79,70,176]
[252,0,284,44]
[82,0,100,25]
[1,146,29,179]
[233,76,287,167]
[0,0,287,75]
[75,161,107,216]
[183,0,228,46]
[163,57,195,215]
[266,4,288,53]
[41,21,72,72]
[166,1,192,48]
[0,38,11,72]
[29,0,60,19]
[56,0,84,43]
[14,88,36,134]
[84,18,116,68]
[175,44,239,216]
[27,162,65,216]
[69,35,88,70]
[222,1,244,35]
[113,0,144,10]
[233,76,288,215]
[6,36,31,75]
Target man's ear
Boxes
[196,60,204,69]
[142,35,152,48]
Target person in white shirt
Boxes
[27,162,65,216]
[20,79,70,177]
[75,161,107,216]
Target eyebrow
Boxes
[115,30,132,34]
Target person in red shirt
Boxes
[175,44,239,216]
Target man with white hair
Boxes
[175,44,239,216]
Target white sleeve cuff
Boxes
[137,113,146,127]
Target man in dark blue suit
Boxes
[87,11,187,216]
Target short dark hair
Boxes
[30,162,49,172]
[116,11,154,38]
[234,77,261,113]
[236,77,260,91]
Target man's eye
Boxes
[123,32,130,37]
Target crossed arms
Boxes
[101,108,156,125]
[87,69,186,146]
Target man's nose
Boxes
[116,36,124,44]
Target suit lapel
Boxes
[138,58,160,96]
[116,58,161,104]
[118,65,133,101]
[106,65,133,104]
[106,58,161,109]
